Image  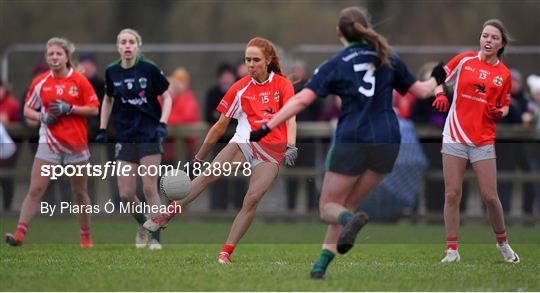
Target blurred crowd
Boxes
[1,56,540,219]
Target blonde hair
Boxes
[46,37,75,68]
[117,28,143,46]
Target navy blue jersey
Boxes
[305,43,416,144]
[105,56,169,143]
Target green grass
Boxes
[1,218,539,291]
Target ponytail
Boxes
[339,6,391,67]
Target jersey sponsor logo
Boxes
[464,66,476,72]
[120,96,148,105]
[43,87,52,91]
[244,95,256,100]
[138,77,147,89]
[473,83,486,94]
[69,86,78,96]
[462,94,487,104]
[493,76,503,86]
[113,82,122,87]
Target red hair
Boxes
[246,37,282,75]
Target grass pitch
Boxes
[1,218,538,291]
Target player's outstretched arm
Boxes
[409,62,447,99]
[194,114,231,161]
[251,88,317,140]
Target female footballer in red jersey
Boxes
[144,37,297,264]
[5,37,99,247]
[432,19,520,263]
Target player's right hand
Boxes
[39,112,58,125]
[432,92,449,112]
[250,124,271,142]
[95,129,108,143]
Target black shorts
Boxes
[325,143,400,175]
[114,142,163,164]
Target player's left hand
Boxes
[487,104,503,122]
[155,122,168,141]
[285,144,298,166]
[432,92,449,112]
[49,99,73,116]
[250,124,271,142]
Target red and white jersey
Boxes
[217,72,294,163]
[26,68,99,153]
[442,52,511,146]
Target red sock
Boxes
[222,244,235,255]
[494,230,507,244]
[80,225,91,237]
[446,236,458,250]
[15,222,28,241]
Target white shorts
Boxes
[235,142,281,169]
[441,143,496,163]
[36,144,90,165]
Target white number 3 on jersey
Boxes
[353,63,375,97]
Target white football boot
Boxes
[497,242,520,263]
[441,249,460,263]
[135,225,150,248]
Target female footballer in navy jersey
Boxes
[251,6,447,279]
[96,28,172,250]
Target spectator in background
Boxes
[235,59,248,80]
[77,53,105,142]
[526,74,540,214]
[164,68,200,162]
[204,62,246,210]
[285,60,322,212]
[0,80,21,211]
[497,69,534,214]
[205,63,235,124]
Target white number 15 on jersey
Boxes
[353,63,375,97]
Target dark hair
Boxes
[482,19,512,57]
[338,6,390,67]
[216,62,235,77]
[246,37,282,75]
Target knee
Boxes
[118,186,136,202]
[482,192,500,208]
[71,187,88,199]
[242,193,262,211]
[27,186,46,199]
[445,189,462,206]
[142,184,155,197]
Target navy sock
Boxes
[151,229,160,241]
[338,210,354,226]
